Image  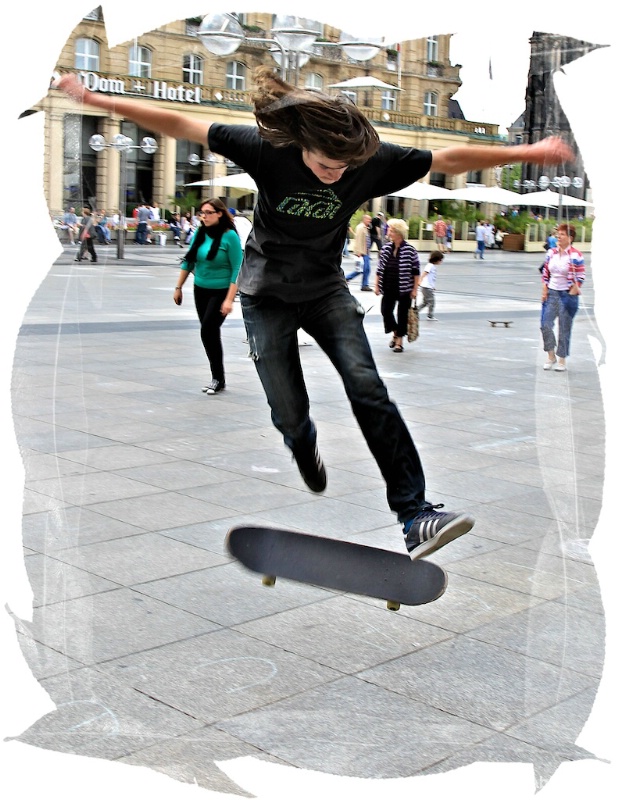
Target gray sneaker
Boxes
[202,379,225,395]
[403,504,474,560]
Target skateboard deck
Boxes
[488,320,513,327]
[226,525,447,611]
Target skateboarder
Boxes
[55,68,574,560]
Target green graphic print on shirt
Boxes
[276,188,342,220]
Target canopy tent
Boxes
[388,182,454,200]
[447,186,523,205]
[185,173,258,192]
[328,76,402,91]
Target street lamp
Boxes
[89,133,158,258]
[197,13,383,85]
[188,152,218,190]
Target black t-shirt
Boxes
[208,123,432,301]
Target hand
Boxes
[173,287,182,305]
[568,284,581,296]
[54,73,86,103]
[526,136,575,166]
[221,300,233,316]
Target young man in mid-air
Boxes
[56,68,574,560]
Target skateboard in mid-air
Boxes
[226,525,447,611]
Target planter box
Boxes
[502,233,525,251]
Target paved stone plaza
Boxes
[8,241,608,796]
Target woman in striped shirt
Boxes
[374,218,421,353]
[540,223,585,372]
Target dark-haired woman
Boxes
[173,198,242,395]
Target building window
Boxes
[129,45,152,78]
[120,121,156,207]
[183,54,204,85]
[226,61,246,90]
[466,170,483,185]
[63,114,98,210]
[305,73,323,91]
[382,90,397,111]
[426,35,439,63]
[341,90,357,104]
[176,140,204,198]
[424,91,438,116]
[75,38,100,71]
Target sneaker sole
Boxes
[408,514,474,561]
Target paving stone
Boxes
[98,628,341,724]
[359,636,597,732]
[466,599,605,678]
[23,553,120,606]
[53,532,228,586]
[13,666,205,761]
[137,561,331,626]
[233,595,454,672]
[22,587,220,665]
[216,676,492,778]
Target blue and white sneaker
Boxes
[403,504,474,560]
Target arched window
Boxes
[129,45,152,78]
[424,91,438,116]
[75,38,100,71]
[305,73,323,91]
[226,61,246,91]
[183,54,204,85]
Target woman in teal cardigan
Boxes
[174,198,242,395]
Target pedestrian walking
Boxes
[540,223,585,372]
[418,250,443,320]
[173,198,242,395]
[75,208,97,262]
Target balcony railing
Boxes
[52,69,499,138]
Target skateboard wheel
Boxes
[262,575,276,586]
[386,600,400,612]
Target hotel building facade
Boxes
[36,9,502,219]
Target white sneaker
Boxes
[554,361,567,372]
[543,359,557,370]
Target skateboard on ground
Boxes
[226,525,447,611]
[488,320,513,327]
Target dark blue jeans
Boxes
[541,288,579,358]
[345,254,371,287]
[240,287,427,520]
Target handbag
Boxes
[407,302,419,342]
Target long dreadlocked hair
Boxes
[252,66,380,167]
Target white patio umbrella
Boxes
[389,182,454,200]
[185,172,258,192]
[328,76,402,91]
[448,186,523,205]
[515,189,594,208]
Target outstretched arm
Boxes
[54,73,212,144]
[430,136,575,175]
